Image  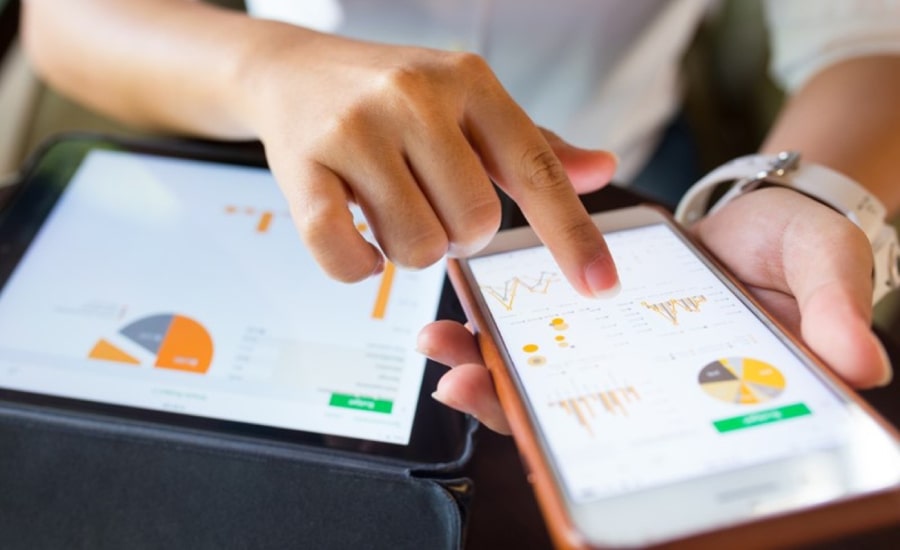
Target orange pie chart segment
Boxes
[116,313,214,374]
[153,315,214,373]
[88,338,140,365]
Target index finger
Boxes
[464,90,619,297]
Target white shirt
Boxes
[246,0,900,180]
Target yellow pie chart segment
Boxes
[699,357,785,404]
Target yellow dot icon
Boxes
[523,344,539,353]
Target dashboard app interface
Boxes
[0,150,446,444]
[467,223,851,501]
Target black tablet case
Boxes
[0,401,476,550]
[0,134,478,550]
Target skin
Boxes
[19,2,900,431]
[421,55,900,433]
[20,0,618,294]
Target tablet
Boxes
[0,134,471,465]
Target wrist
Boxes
[675,152,900,305]
[213,16,294,139]
[228,19,336,141]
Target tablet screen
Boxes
[0,146,447,447]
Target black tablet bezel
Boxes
[0,133,473,468]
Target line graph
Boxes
[641,295,707,325]
[480,271,559,311]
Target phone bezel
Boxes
[449,205,900,548]
[0,133,473,468]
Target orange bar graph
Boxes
[371,261,396,319]
[597,392,613,414]
[256,211,274,233]
[552,386,641,436]
[560,399,593,436]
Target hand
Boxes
[242,31,618,294]
[22,3,618,293]
[418,188,893,434]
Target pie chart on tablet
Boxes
[88,313,214,374]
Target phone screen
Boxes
[466,222,860,503]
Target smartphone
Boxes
[447,205,900,548]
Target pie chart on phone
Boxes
[698,357,785,404]
[88,313,214,374]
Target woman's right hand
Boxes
[24,0,619,293]
[237,25,619,294]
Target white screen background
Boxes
[469,223,851,501]
[0,150,447,445]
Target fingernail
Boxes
[414,331,429,356]
[606,151,620,167]
[593,279,622,299]
[584,254,619,297]
[448,233,493,258]
[370,255,386,277]
[431,390,450,406]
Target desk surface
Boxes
[462,185,900,549]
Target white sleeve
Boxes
[763,0,900,92]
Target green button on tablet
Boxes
[329,393,393,414]
[713,403,811,433]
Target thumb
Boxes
[695,188,891,388]
[540,128,618,194]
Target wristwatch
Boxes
[674,151,900,305]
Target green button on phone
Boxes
[329,393,394,414]
[713,403,811,433]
